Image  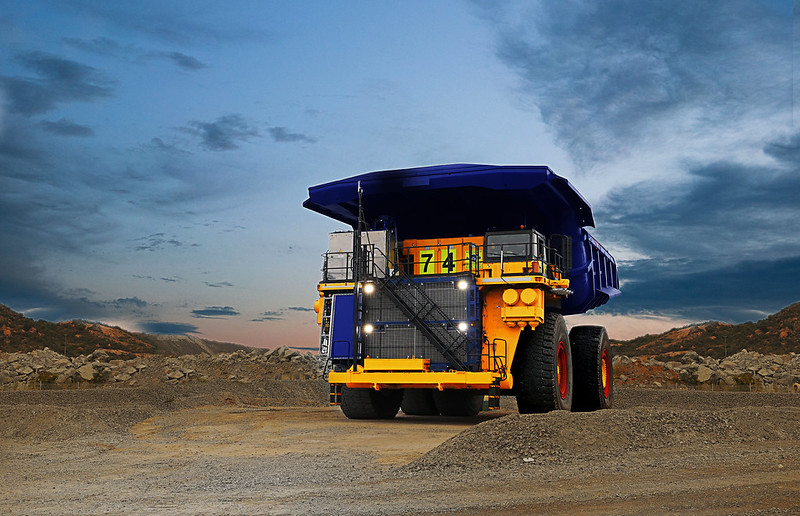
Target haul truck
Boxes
[303,164,620,419]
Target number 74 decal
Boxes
[418,248,458,274]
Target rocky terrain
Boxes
[614,349,800,392]
[0,346,325,391]
[3,344,799,396]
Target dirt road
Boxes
[1,385,799,515]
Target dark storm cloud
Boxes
[596,133,800,321]
[183,114,261,151]
[483,1,790,164]
[1,52,114,116]
[268,127,317,144]
[598,155,800,268]
[140,321,199,334]
[608,255,800,322]
[191,306,240,318]
[40,118,95,137]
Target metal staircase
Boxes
[376,268,470,371]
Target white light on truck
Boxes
[363,323,374,334]
[457,321,469,332]
[363,282,375,294]
[457,279,469,290]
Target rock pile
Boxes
[614,349,800,391]
[0,346,325,390]
[0,348,148,388]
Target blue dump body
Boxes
[303,164,620,314]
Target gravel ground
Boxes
[1,386,799,515]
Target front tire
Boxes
[512,312,573,413]
[570,325,613,411]
[340,386,402,419]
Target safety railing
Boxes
[484,238,570,279]
[321,244,389,282]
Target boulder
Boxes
[681,351,700,364]
[166,370,184,380]
[695,365,714,383]
[77,364,96,381]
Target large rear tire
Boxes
[432,389,484,417]
[401,389,439,416]
[512,312,573,413]
[340,386,402,419]
[570,325,613,411]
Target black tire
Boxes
[401,389,439,416]
[511,312,573,413]
[570,325,613,411]
[339,386,402,419]
[432,389,484,417]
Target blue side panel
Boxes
[331,294,355,359]
[563,228,621,315]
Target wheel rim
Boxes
[557,340,569,400]
[601,348,610,398]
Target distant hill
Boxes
[612,301,800,359]
[0,304,254,357]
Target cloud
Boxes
[595,133,800,322]
[286,306,313,312]
[133,233,186,251]
[40,118,95,137]
[64,37,208,71]
[251,306,314,322]
[251,310,283,322]
[205,281,233,288]
[483,1,790,165]
[268,126,316,144]
[111,297,148,310]
[149,51,208,70]
[606,254,800,323]
[183,114,260,150]
[1,51,114,116]
[63,36,133,57]
[597,149,800,271]
[191,305,240,318]
[140,321,199,334]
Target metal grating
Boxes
[361,279,480,369]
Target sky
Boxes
[0,0,797,349]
